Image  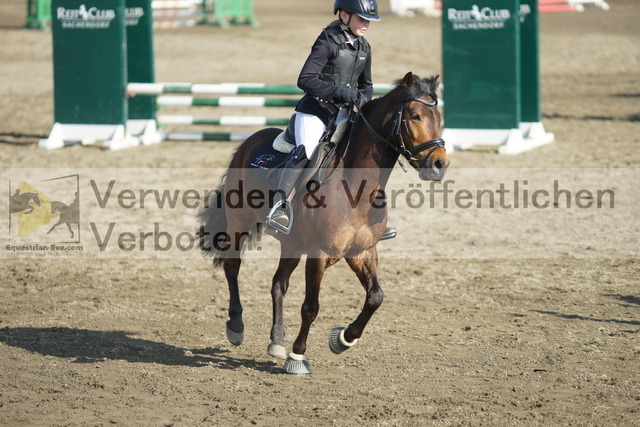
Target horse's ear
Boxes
[433,74,440,86]
[402,72,415,87]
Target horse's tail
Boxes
[199,130,274,267]
[197,174,263,267]
[197,177,229,267]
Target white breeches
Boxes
[294,108,349,158]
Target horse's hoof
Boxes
[267,343,287,359]
[328,327,358,355]
[226,326,244,346]
[283,353,311,375]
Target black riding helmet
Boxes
[334,0,381,22]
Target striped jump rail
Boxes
[153,9,204,18]
[421,0,609,13]
[153,20,200,28]
[165,131,253,141]
[539,0,609,8]
[151,0,204,9]
[156,96,299,108]
[538,1,584,12]
[537,0,610,12]
[151,0,210,29]
[127,82,396,96]
[158,115,290,126]
[125,82,400,142]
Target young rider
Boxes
[266,0,396,239]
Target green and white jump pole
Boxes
[40,0,161,150]
[441,0,554,154]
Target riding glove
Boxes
[334,87,359,103]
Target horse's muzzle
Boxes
[418,151,449,181]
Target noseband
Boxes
[361,96,445,169]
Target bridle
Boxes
[315,93,446,186]
[360,96,445,170]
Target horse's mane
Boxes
[360,73,439,127]
[363,73,439,114]
[394,74,439,102]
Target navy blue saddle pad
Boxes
[247,135,291,188]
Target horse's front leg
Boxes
[284,253,330,375]
[329,246,384,354]
[268,249,301,359]
[47,220,62,234]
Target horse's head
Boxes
[50,201,64,214]
[393,72,449,181]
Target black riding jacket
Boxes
[295,21,374,126]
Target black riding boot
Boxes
[266,145,308,234]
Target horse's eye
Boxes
[411,113,420,120]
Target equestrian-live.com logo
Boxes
[7,174,82,251]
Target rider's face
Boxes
[340,12,370,37]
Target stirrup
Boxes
[265,200,293,235]
[380,225,397,241]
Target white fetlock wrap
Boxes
[288,352,307,361]
[273,131,295,153]
[339,329,358,348]
[267,344,287,359]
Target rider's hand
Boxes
[334,87,359,103]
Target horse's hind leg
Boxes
[268,250,301,359]
[329,247,384,354]
[223,253,244,346]
[66,222,74,238]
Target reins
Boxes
[313,97,363,186]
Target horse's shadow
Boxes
[603,293,640,309]
[0,327,280,373]
[531,293,640,326]
[532,309,640,326]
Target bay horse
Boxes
[198,72,449,375]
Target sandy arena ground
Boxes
[0,0,639,425]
